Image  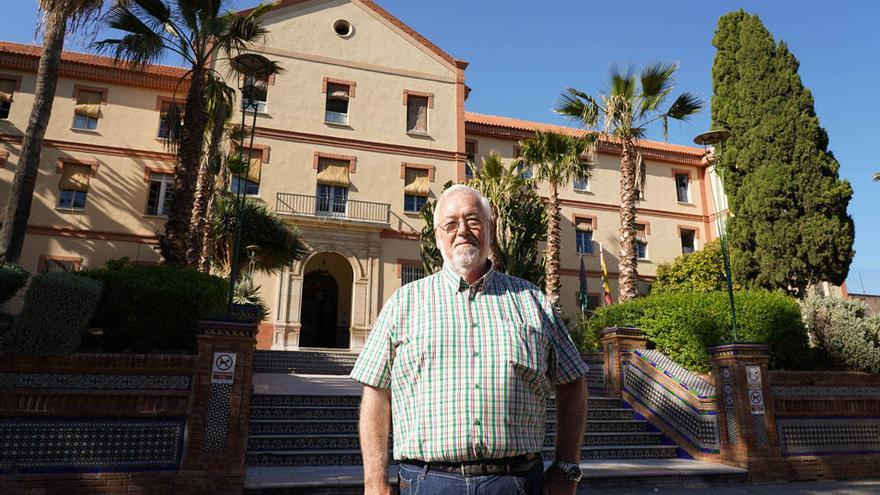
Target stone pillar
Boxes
[601,327,647,397]
[174,320,257,495]
[709,343,781,471]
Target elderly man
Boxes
[351,185,589,495]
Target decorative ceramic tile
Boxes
[777,418,880,455]
[204,383,232,453]
[0,418,183,473]
[720,366,738,445]
[0,373,190,391]
[633,349,715,399]
[752,414,769,447]
[623,363,720,453]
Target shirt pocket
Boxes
[505,321,548,379]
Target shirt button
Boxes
[474,419,481,426]
[474,383,481,389]
[473,351,480,357]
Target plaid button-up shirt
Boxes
[350,263,589,462]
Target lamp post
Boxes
[226,53,274,316]
[694,129,739,341]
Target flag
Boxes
[599,243,613,306]
[578,255,589,315]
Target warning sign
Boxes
[211,352,236,384]
[749,389,765,415]
[746,366,762,389]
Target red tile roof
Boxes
[0,41,188,92]
[465,111,705,166]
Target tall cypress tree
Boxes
[711,10,854,297]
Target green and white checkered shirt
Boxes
[350,263,589,462]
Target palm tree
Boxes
[210,195,307,279]
[94,0,276,267]
[469,151,547,285]
[519,131,595,307]
[0,0,104,264]
[556,63,703,301]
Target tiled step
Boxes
[249,406,636,421]
[246,445,678,467]
[249,418,649,436]
[254,350,359,374]
[250,394,622,408]
[247,432,664,451]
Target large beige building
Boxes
[0,0,722,351]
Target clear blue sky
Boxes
[5,1,879,280]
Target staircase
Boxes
[254,349,358,375]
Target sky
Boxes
[4,0,879,286]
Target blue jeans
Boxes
[397,461,544,494]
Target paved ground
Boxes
[586,480,880,494]
[252,373,362,396]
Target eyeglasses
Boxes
[437,217,482,234]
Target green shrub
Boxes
[79,265,227,353]
[800,291,880,373]
[0,262,29,305]
[580,290,809,372]
[0,273,103,357]
[577,299,648,351]
[652,240,741,294]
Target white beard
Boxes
[449,244,482,272]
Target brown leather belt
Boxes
[404,453,542,477]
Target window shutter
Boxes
[75,91,102,118]
[327,83,349,100]
[316,159,350,187]
[407,95,428,132]
[0,79,14,103]
[635,224,647,243]
[246,156,262,184]
[59,164,92,192]
[403,168,429,195]
[575,217,593,232]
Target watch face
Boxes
[555,462,583,482]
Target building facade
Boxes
[0,0,723,351]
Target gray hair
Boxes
[433,185,493,229]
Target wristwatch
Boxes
[551,459,583,482]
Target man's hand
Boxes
[360,385,392,495]
[542,466,577,495]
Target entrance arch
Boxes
[299,252,353,348]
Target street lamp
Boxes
[694,129,740,341]
[226,53,274,316]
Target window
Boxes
[403,167,429,213]
[242,74,268,113]
[675,173,690,203]
[0,78,15,119]
[57,163,91,209]
[575,217,594,254]
[230,153,262,196]
[401,264,425,285]
[146,173,174,216]
[73,90,102,130]
[158,100,184,139]
[465,140,476,179]
[635,223,648,259]
[406,94,429,134]
[573,177,589,191]
[681,228,696,254]
[39,256,80,273]
[587,294,600,311]
[325,82,350,124]
[316,157,350,215]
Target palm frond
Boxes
[554,87,600,127]
[218,3,273,58]
[638,61,676,118]
[93,3,183,65]
[609,64,637,100]
[520,131,594,188]
[665,91,704,121]
[873,172,880,182]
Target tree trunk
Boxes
[545,183,562,307]
[195,101,229,272]
[162,68,208,266]
[0,11,66,263]
[618,144,639,302]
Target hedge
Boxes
[0,262,29,305]
[800,292,880,373]
[579,290,809,372]
[78,265,227,353]
[0,273,103,357]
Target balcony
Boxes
[276,192,390,224]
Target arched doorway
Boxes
[299,252,352,348]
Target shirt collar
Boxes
[440,261,496,293]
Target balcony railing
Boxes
[276,192,390,224]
